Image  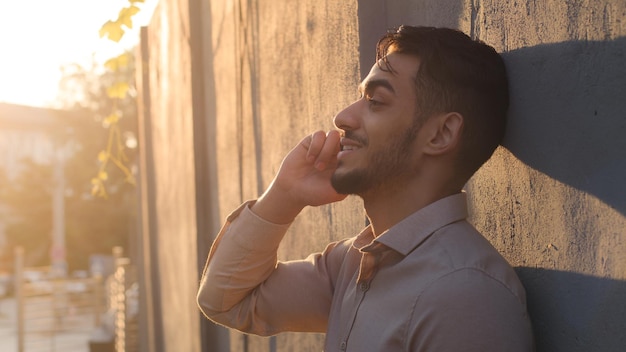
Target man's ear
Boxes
[423,112,463,156]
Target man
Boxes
[198,26,534,351]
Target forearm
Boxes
[198,131,344,332]
[251,182,305,225]
[197,202,291,327]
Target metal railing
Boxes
[12,247,138,352]
[110,247,138,352]
[14,247,106,352]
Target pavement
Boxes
[0,297,17,351]
[0,296,101,352]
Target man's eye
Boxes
[358,91,383,107]
[366,96,381,106]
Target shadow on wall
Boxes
[502,36,626,216]
[505,37,626,351]
[516,267,626,351]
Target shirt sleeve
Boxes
[197,202,343,336]
[408,268,535,351]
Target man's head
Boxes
[331,26,509,197]
[376,26,509,182]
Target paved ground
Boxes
[0,298,17,351]
[0,296,101,352]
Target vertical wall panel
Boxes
[139,0,202,351]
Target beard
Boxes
[331,122,421,195]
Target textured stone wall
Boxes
[138,0,626,351]
[137,0,202,351]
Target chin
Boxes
[331,169,366,195]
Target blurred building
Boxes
[0,103,75,270]
[0,103,60,179]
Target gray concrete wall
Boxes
[137,0,626,351]
[136,0,203,351]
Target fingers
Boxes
[305,131,326,162]
[306,130,340,170]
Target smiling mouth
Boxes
[339,136,363,154]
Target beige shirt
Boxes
[197,193,534,351]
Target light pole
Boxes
[51,141,70,278]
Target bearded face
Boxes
[331,121,421,195]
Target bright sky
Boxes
[0,0,157,108]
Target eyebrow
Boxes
[358,78,396,96]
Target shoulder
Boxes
[416,266,525,309]
[408,267,534,351]
[402,220,534,351]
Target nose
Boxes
[333,100,360,131]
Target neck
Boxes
[361,175,462,237]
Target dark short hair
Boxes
[376,25,509,181]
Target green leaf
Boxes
[99,20,125,42]
[98,151,109,162]
[106,82,130,99]
[118,5,140,29]
[103,113,121,126]
[104,53,130,71]
[98,171,108,181]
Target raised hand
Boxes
[251,130,348,224]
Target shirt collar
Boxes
[358,192,468,256]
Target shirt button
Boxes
[359,282,369,291]
[340,341,347,350]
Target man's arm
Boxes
[197,131,347,335]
